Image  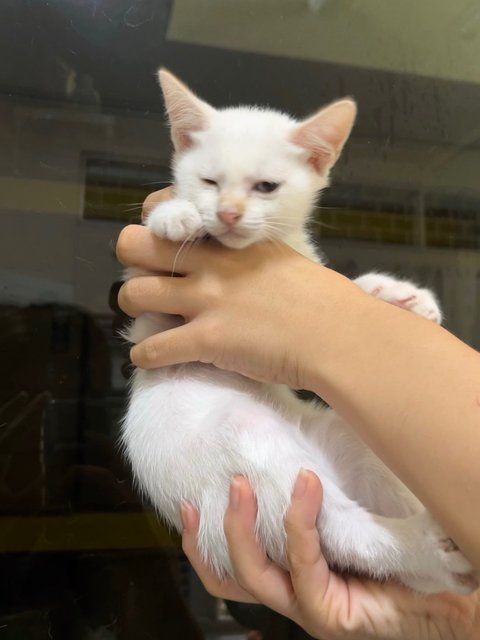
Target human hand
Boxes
[116,188,369,390]
[181,471,480,640]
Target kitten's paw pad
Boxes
[354,274,442,324]
[439,536,459,553]
[146,200,204,242]
[403,554,478,595]
[455,572,480,593]
[404,513,478,594]
[403,571,479,595]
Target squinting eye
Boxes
[253,181,280,194]
[202,178,218,186]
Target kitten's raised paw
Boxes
[401,512,478,595]
[146,198,204,242]
[354,273,442,324]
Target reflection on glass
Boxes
[0,1,479,638]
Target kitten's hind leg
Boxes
[296,402,421,517]
[192,396,476,595]
[317,479,477,594]
[354,272,442,324]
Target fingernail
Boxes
[293,469,310,499]
[180,500,194,531]
[229,476,243,510]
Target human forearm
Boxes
[302,269,480,569]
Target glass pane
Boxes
[1,2,478,639]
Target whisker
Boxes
[265,217,296,226]
[141,180,172,187]
[186,235,206,255]
[171,230,207,275]
[262,223,293,233]
[261,223,293,237]
[263,220,296,231]
[308,219,339,230]
[261,230,284,252]
[171,236,194,276]
[174,235,202,270]
[121,205,145,213]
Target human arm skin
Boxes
[116,189,480,570]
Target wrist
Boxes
[296,265,373,395]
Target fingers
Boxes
[142,186,175,222]
[285,470,328,588]
[118,275,196,318]
[224,476,296,618]
[179,473,347,635]
[181,500,258,603]
[116,225,207,274]
[285,471,346,628]
[183,475,411,639]
[129,322,207,368]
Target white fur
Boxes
[122,71,476,595]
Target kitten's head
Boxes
[159,69,356,248]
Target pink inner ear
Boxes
[159,69,215,152]
[290,128,334,174]
[309,151,333,173]
[290,99,356,174]
[175,129,195,151]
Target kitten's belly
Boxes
[122,366,339,528]
[122,364,422,583]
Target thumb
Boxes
[285,471,333,612]
[130,322,207,369]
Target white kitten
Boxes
[122,70,476,594]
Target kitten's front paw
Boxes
[354,273,442,324]
[401,512,478,595]
[146,199,204,242]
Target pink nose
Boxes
[217,210,242,226]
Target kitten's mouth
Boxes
[213,227,254,248]
[216,228,249,239]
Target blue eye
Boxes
[254,181,280,194]
[202,178,218,186]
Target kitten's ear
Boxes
[158,69,215,152]
[290,99,357,174]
